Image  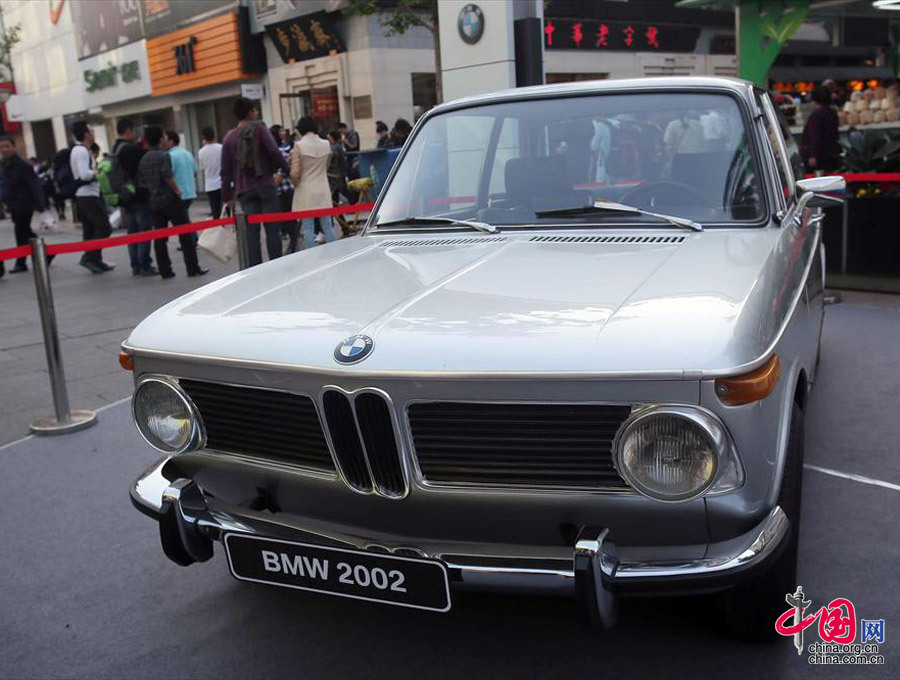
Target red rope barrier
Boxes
[0,201,375,262]
[839,172,900,183]
[0,244,34,262]
[43,217,235,256]
[246,202,375,224]
[805,172,900,183]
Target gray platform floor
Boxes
[0,201,238,446]
[0,300,898,679]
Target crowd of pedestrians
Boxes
[1,97,414,278]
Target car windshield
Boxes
[373,92,764,228]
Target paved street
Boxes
[0,291,898,679]
[0,201,237,445]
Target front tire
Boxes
[720,402,804,641]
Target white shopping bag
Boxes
[38,209,57,232]
[198,205,237,263]
[109,208,122,230]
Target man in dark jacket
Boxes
[0,135,47,273]
[327,128,348,203]
[801,87,841,174]
[137,125,206,280]
[112,118,156,276]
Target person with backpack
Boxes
[220,97,290,266]
[111,118,155,277]
[0,135,48,273]
[69,121,114,273]
[137,125,206,280]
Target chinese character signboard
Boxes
[265,11,345,64]
[543,19,700,53]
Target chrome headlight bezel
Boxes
[132,376,205,454]
[613,405,743,503]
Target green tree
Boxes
[0,23,21,83]
[343,0,442,104]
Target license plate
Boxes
[224,534,451,612]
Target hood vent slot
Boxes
[380,236,507,247]
[529,235,685,244]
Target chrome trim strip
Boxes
[447,505,789,581]
[614,505,789,579]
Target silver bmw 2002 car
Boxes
[124,77,843,639]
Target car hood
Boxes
[126,229,786,376]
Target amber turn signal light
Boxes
[715,354,780,406]
[119,350,135,372]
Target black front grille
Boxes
[322,390,372,493]
[355,393,405,497]
[180,380,334,472]
[408,402,632,488]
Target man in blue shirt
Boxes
[165,130,200,252]
[165,130,197,209]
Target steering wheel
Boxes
[621,180,712,211]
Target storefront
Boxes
[262,10,349,137]
[256,4,435,149]
[126,10,266,155]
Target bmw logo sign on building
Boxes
[334,334,374,364]
[458,4,485,45]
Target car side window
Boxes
[757,93,792,205]
[772,102,804,185]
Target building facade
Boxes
[2,0,439,159]
[255,2,435,150]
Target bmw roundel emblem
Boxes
[334,334,374,364]
[458,3,484,45]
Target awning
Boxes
[768,65,895,82]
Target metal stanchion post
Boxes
[234,212,250,271]
[840,198,849,275]
[28,237,98,435]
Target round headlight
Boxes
[615,407,723,502]
[132,378,201,453]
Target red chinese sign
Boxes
[543,19,699,52]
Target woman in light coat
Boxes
[290,116,337,248]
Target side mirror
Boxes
[783,175,845,227]
[796,176,845,208]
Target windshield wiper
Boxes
[535,199,703,232]
[376,216,498,233]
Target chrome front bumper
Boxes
[132,457,790,626]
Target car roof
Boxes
[430,76,756,115]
